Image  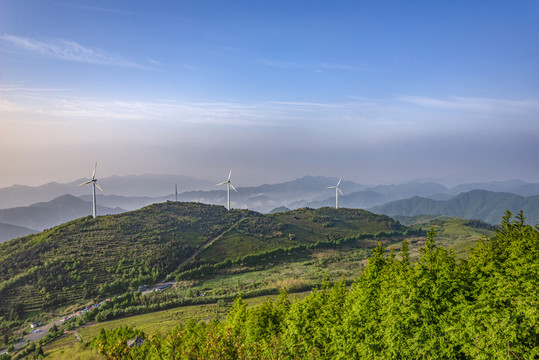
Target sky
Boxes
[1,0,538,188]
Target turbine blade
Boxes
[216,181,227,186]
[78,180,92,186]
[92,162,97,180]
[228,169,232,181]
[338,188,344,196]
[95,183,105,194]
[337,177,342,186]
[327,186,337,189]
[230,183,238,192]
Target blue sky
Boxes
[1,0,538,188]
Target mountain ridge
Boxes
[0,194,125,231]
[0,174,214,209]
[370,189,539,225]
[0,223,37,243]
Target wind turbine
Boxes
[78,162,104,218]
[215,169,237,210]
[327,177,343,209]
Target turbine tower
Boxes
[327,177,343,209]
[215,169,237,210]
[78,162,104,218]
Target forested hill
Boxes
[0,201,404,316]
[370,189,539,225]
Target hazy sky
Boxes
[1,0,538,188]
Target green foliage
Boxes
[90,212,539,359]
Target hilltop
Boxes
[0,202,403,318]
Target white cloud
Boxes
[68,4,136,16]
[318,63,372,72]
[260,59,365,72]
[181,63,203,71]
[268,101,341,108]
[398,95,539,113]
[259,59,305,69]
[146,58,162,66]
[1,88,538,188]
[2,86,537,136]
[0,34,145,68]
[0,88,285,127]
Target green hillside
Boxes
[371,189,539,225]
[396,216,496,258]
[0,202,403,321]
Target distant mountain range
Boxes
[304,182,448,209]
[370,190,539,225]
[1,175,538,242]
[0,194,124,231]
[177,175,365,213]
[444,180,536,196]
[78,175,365,213]
[78,194,166,211]
[0,174,214,209]
[0,223,37,243]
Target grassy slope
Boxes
[196,207,403,263]
[388,216,495,259]
[0,202,242,315]
[420,217,495,257]
[0,203,402,318]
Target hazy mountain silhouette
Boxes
[370,190,539,225]
[0,223,37,243]
[0,174,213,209]
[305,190,388,209]
[445,180,529,196]
[304,182,448,209]
[0,194,125,231]
[78,194,166,211]
[177,176,366,213]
